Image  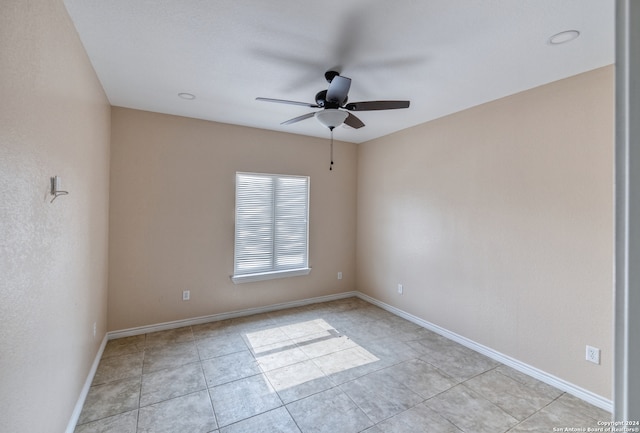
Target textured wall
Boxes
[108,108,357,331]
[356,66,614,399]
[0,1,111,432]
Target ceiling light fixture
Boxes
[548,30,580,45]
[178,92,196,100]
[315,109,348,129]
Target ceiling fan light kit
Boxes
[315,109,348,129]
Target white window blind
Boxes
[232,172,310,283]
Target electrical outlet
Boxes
[182,290,190,301]
[397,284,403,294]
[93,322,97,338]
[337,272,342,280]
[586,345,600,364]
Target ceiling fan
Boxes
[257,70,410,170]
[256,70,410,131]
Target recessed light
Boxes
[548,30,580,45]
[178,92,196,100]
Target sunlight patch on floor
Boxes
[244,318,379,392]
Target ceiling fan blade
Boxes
[281,112,316,125]
[256,97,319,108]
[344,112,365,129]
[326,75,351,104]
[344,100,410,111]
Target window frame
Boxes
[231,172,311,284]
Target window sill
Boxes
[231,267,311,284]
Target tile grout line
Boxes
[461,363,573,432]
[134,332,148,433]
[204,387,221,431]
[190,325,223,431]
[503,392,567,432]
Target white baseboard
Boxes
[68,289,611,433]
[355,292,613,413]
[65,334,108,433]
[108,291,359,340]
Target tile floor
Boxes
[75,297,610,433]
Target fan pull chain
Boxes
[329,127,334,171]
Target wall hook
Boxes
[50,176,69,203]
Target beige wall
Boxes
[356,66,614,398]
[0,1,111,432]
[108,108,357,330]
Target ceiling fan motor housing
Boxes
[315,90,346,108]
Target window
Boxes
[232,172,310,283]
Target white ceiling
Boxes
[63,0,615,144]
